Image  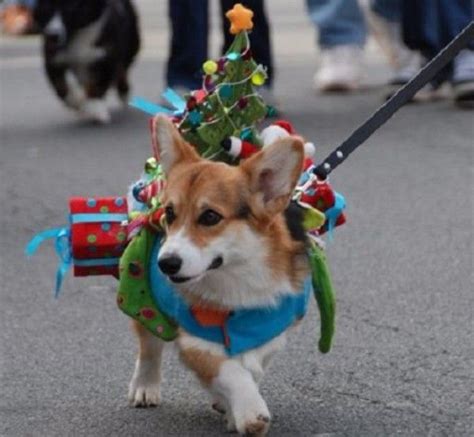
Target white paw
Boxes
[225,410,237,433]
[64,93,85,110]
[238,413,270,436]
[128,380,161,407]
[80,98,111,124]
[212,401,226,415]
[233,406,271,436]
[128,359,161,407]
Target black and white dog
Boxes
[34,0,140,123]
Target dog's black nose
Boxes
[158,256,182,275]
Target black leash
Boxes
[313,21,474,180]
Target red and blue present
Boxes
[25,196,129,296]
[70,197,128,277]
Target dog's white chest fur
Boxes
[52,13,107,74]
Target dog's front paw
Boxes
[225,411,237,433]
[80,99,111,124]
[212,400,226,415]
[128,359,161,408]
[128,380,161,407]
[233,408,270,436]
[241,414,270,436]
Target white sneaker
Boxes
[314,45,364,92]
[452,49,474,107]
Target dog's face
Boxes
[153,116,305,306]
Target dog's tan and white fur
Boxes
[128,115,310,436]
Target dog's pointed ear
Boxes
[152,114,199,174]
[242,137,304,217]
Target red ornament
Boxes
[186,96,197,111]
[300,182,335,213]
[204,75,215,91]
[136,180,163,205]
[149,208,164,227]
[242,48,252,60]
[217,58,227,73]
[194,89,207,103]
[303,157,314,171]
[300,181,346,234]
[238,97,248,109]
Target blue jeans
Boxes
[401,0,473,84]
[306,0,401,48]
[166,0,273,90]
[402,0,474,57]
[4,0,37,7]
[166,0,209,90]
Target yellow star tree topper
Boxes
[226,3,254,34]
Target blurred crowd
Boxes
[1,0,473,108]
[1,0,37,35]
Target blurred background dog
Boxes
[34,0,140,123]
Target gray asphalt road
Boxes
[1,2,473,436]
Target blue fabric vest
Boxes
[149,237,312,356]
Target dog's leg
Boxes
[179,335,271,436]
[80,98,110,124]
[213,360,271,436]
[128,320,164,407]
[63,71,86,110]
[45,63,85,110]
[80,64,113,124]
[116,68,130,105]
[211,394,227,414]
[211,394,236,432]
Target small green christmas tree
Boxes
[177,4,269,161]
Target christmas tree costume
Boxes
[26,3,346,355]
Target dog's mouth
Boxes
[169,275,194,284]
[168,256,223,284]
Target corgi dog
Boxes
[34,0,140,123]
[128,115,310,436]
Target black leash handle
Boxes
[313,21,474,180]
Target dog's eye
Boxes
[198,209,222,226]
[165,205,176,224]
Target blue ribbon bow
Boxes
[25,227,72,298]
[25,212,128,297]
[129,88,187,117]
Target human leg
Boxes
[166,0,209,90]
[306,0,367,91]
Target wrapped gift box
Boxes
[69,197,129,277]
